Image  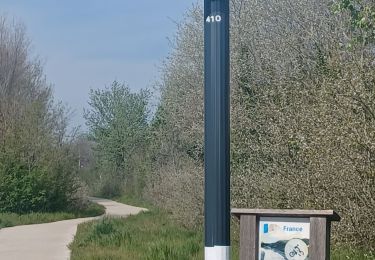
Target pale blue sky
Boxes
[1,0,197,128]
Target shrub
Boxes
[0,155,81,213]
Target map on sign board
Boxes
[259,217,310,260]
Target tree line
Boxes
[0,17,85,213]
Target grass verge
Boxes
[70,209,206,260]
[0,201,105,229]
[70,197,240,260]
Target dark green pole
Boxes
[204,0,230,259]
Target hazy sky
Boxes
[1,0,197,128]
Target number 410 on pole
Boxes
[206,15,222,23]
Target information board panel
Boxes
[259,217,310,260]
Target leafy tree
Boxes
[84,81,150,197]
[0,16,83,214]
[334,0,375,45]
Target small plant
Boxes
[93,218,115,236]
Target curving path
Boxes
[0,197,147,260]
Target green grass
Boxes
[0,202,105,229]
[70,210,205,260]
[70,201,240,260]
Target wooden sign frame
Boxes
[231,209,340,260]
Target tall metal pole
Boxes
[204,0,230,259]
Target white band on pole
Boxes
[205,246,230,260]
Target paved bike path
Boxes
[0,198,147,260]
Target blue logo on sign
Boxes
[264,224,269,234]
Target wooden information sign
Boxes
[231,209,340,260]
